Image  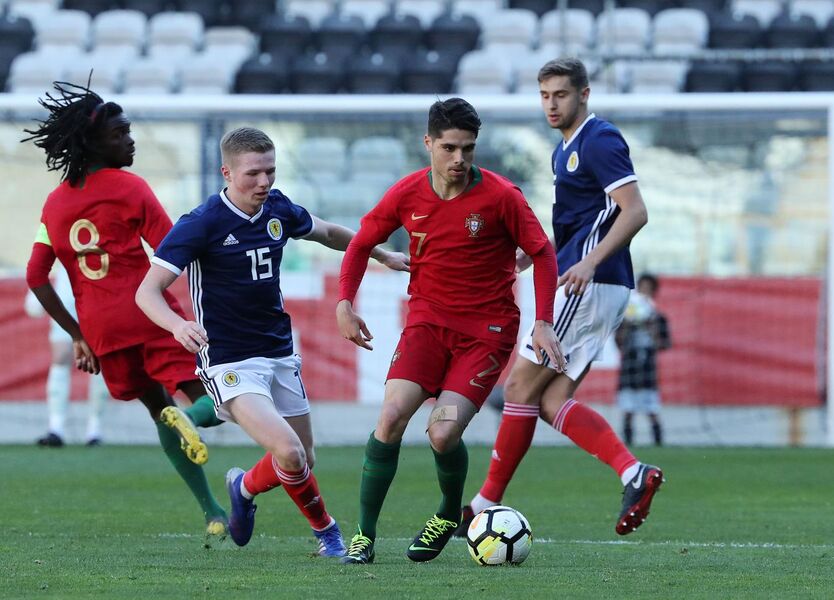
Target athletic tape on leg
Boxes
[427,405,458,431]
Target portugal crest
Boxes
[465,213,484,237]
[267,218,283,240]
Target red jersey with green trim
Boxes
[34,169,184,355]
[352,166,550,343]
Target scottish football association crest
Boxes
[267,218,283,240]
[465,213,484,237]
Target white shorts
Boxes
[519,282,629,380]
[617,389,661,414]
[197,354,310,423]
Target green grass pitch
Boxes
[4,444,833,599]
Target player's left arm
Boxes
[303,215,410,272]
[136,265,208,354]
[135,178,175,249]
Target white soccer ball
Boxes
[466,506,532,566]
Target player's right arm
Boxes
[26,227,99,374]
[136,265,207,354]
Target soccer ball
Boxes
[466,506,532,566]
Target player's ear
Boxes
[220,164,231,182]
[423,134,432,153]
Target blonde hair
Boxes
[220,127,274,164]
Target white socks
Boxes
[620,463,642,486]
[470,493,498,515]
[46,364,70,437]
[240,478,254,500]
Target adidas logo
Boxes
[223,234,239,246]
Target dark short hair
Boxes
[220,127,274,164]
[537,57,589,91]
[427,97,481,138]
[638,273,659,292]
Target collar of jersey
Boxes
[562,113,596,151]
[220,188,264,222]
[426,164,483,199]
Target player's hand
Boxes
[377,251,410,273]
[515,248,533,273]
[336,299,374,350]
[558,258,596,296]
[72,338,100,374]
[173,320,208,354]
[531,320,567,372]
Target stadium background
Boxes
[0,0,830,447]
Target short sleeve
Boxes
[501,187,550,257]
[152,212,206,276]
[278,193,314,239]
[135,177,174,249]
[583,129,637,195]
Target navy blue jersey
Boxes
[152,189,314,368]
[552,114,637,288]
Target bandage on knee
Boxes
[427,404,459,431]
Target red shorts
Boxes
[98,335,197,400]
[387,323,514,408]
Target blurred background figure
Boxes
[24,265,109,447]
[615,273,671,447]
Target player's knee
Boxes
[504,375,540,406]
[305,447,316,469]
[272,442,307,472]
[375,405,409,443]
[427,421,461,454]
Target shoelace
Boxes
[347,534,372,555]
[418,516,457,544]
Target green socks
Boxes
[184,394,224,428]
[155,421,225,522]
[358,432,401,540]
[434,440,468,523]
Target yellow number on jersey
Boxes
[410,231,427,256]
[69,219,109,280]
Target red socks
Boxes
[478,403,540,503]
[243,452,332,531]
[553,399,637,477]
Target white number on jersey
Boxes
[246,247,273,280]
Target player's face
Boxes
[539,76,589,131]
[96,114,135,168]
[424,128,476,186]
[222,150,277,213]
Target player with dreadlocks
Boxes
[24,80,229,545]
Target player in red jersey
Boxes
[23,81,228,543]
[336,98,566,564]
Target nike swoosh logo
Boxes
[631,468,645,489]
[469,378,485,389]
[408,545,439,552]
[411,213,429,220]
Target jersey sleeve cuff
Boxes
[604,175,638,195]
[298,217,316,239]
[151,256,183,276]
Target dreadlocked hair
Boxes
[22,80,123,186]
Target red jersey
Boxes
[29,169,184,355]
[342,166,550,344]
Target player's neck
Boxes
[559,108,590,142]
[429,169,471,200]
[224,188,259,216]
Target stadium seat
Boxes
[369,13,422,62]
[731,0,784,27]
[341,0,394,29]
[709,13,762,48]
[592,59,632,93]
[285,0,337,27]
[741,62,798,91]
[148,11,203,50]
[92,10,147,52]
[9,0,56,30]
[349,136,407,179]
[508,0,556,18]
[179,51,238,94]
[684,61,741,91]
[223,0,275,29]
[799,61,834,90]
[567,0,605,16]
[63,0,116,17]
[36,9,92,51]
[676,0,726,13]
[822,16,834,46]
[791,0,834,27]
[400,49,456,93]
[204,26,256,64]
[766,13,819,48]
[147,41,195,66]
[122,56,178,93]
[176,0,229,27]
[596,8,651,55]
[295,137,347,181]
[0,14,35,59]
[278,180,321,215]
[396,0,445,28]
[259,13,312,61]
[121,0,172,17]
[457,48,514,94]
[8,50,66,93]
[480,8,538,53]
[539,9,596,55]
[289,52,344,93]
[316,13,366,56]
[425,13,480,61]
[618,0,665,16]
[346,52,400,93]
[64,49,126,93]
[234,55,287,94]
[652,8,709,56]
[629,60,688,93]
